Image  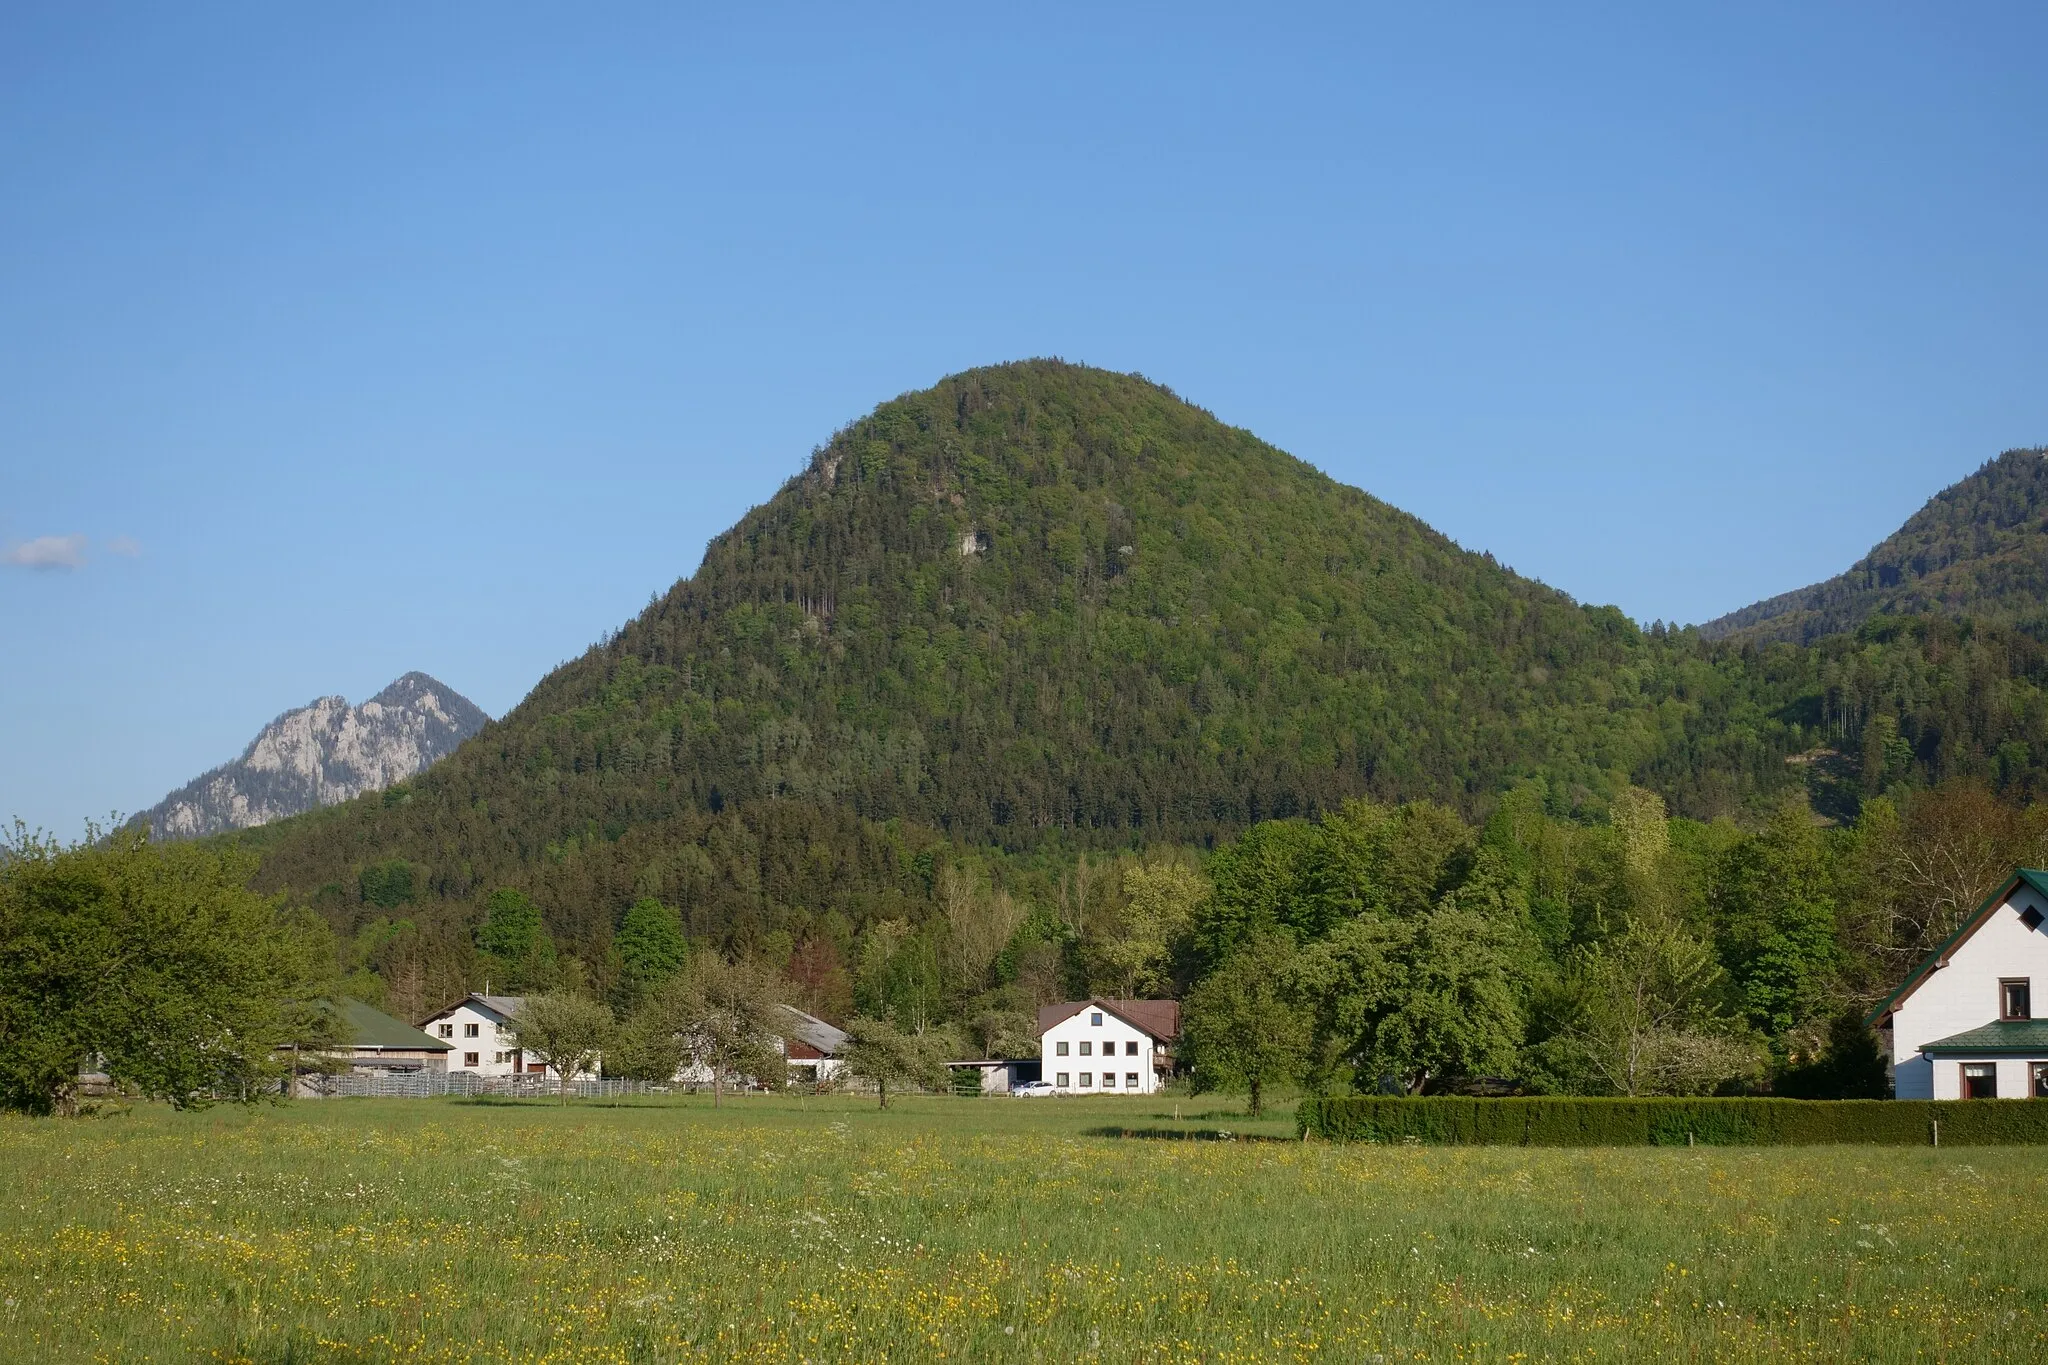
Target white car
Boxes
[1011,1080,1058,1098]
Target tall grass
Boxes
[0,1093,2040,1361]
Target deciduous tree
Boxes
[839,1016,956,1108]
[1541,913,1762,1096]
[477,889,559,992]
[1181,936,1310,1117]
[1091,858,1206,999]
[507,993,614,1101]
[660,956,785,1105]
[0,823,340,1115]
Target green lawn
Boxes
[0,1092,2040,1362]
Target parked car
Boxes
[1011,1080,1058,1098]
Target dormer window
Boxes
[2001,979,2032,1021]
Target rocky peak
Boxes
[136,673,488,840]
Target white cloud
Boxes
[3,534,88,570]
[106,535,142,557]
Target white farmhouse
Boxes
[1872,868,2048,1099]
[1038,998,1179,1095]
[417,994,559,1079]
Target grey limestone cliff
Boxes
[137,672,488,839]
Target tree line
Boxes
[6,773,2039,1116]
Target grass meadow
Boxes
[1,1092,2043,1363]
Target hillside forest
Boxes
[298,774,2035,1100]
[50,362,2048,1102]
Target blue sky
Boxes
[4,4,2045,837]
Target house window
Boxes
[464,1022,480,1038]
[464,1052,481,1068]
[1079,1072,1093,1086]
[1079,1041,1092,1056]
[1126,1040,1139,1056]
[1103,1072,1117,1087]
[2033,1063,2048,1099]
[1091,1012,1103,1026]
[2002,979,2032,1021]
[1056,1072,1069,1088]
[1962,1063,1998,1099]
[438,1023,454,1039]
[1126,1072,1139,1088]
[1056,1041,1069,1057]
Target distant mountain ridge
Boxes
[138,672,487,840]
[1700,448,2048,644]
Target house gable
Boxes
[1880,870,2048,1098]
[1867,869,2048,1027]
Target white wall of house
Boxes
[421,1001,549,1078]
[782,1054,845,1084]
[1889,881,2048,1098]
[1924,1055,2041,1100]
[1041,1006,1161,1095]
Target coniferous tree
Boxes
[613,897,688,1004]
[477,889,559,992]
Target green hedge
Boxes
[1296,1096,2048,1146]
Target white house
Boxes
[417,994,559,1079]
[1038,998,1179,1095]
[1871,868,2048,1099]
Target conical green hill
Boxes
[244,361,1785,950]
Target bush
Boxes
[1,824,339,1114]
[1296,1096,2048,1146]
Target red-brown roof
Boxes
[1036,998,1180,1041]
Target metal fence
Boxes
[302,1072,686,1100]
[297,1071,854,1100]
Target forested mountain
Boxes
[137,672,487,839]
[233,364,2048,1020]
[1700,448,2048,644]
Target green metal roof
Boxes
[1866,868,2048,1027]
[1919,1020,2048,1056]
[338,998,451,1052]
